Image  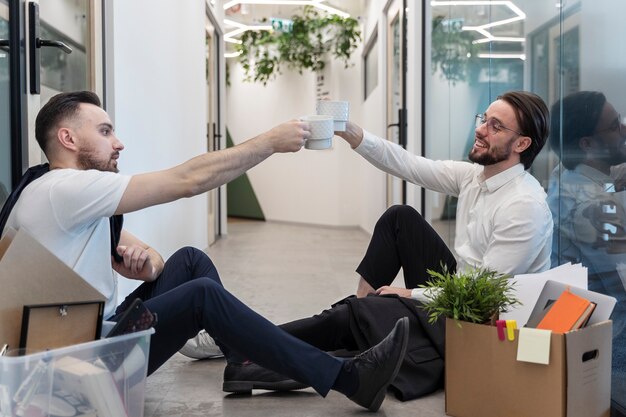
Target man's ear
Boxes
[579,136,594,152]
[515,135,532,154]
[56,127,78,151]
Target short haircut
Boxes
[498,91,550,170]
[549,91,606,170]
[35,90,102,155]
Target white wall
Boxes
[226,59,366,226]
[106,0,208,295]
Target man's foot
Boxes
[223,361,310,394]
[179,330,224,360]
[347,316,409,411]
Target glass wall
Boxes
[39,0,91,102]
[425,1,626,413]
[0,0,10,207]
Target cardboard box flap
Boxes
[0,228,106,348]
[565,320,612,417]
[0,227,16,260]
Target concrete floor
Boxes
[144,220,447,417]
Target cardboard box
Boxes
[445,318,612,417]
[0,228,106,350]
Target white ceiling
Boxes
[224,0,366,25]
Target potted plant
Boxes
[235,6,361,85]
[419,266,520,325]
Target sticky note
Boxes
[496,320,506,341]
[516,327,551,365]
[506,320,517,341]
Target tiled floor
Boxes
[144,220,447,417]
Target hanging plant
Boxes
[431,15,480,84]
[236,6,361,85]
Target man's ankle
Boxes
[331,359,359,396]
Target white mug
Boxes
[300,115,334,150]
[316,101,350,131]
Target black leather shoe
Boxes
[347,317,409,411]
[223,361,310,394]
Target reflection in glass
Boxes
[38,0,90,104]
[425,0,626,412]
[40,23,87,93]
[0,5,10,206]
[549,91,626,412]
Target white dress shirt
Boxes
[355,130,553,283]
[547,164,626,275]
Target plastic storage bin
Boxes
[0,328,153,417]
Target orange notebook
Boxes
[536,289,593,333]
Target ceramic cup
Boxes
[316,100,350,131]
[300,115,334,150]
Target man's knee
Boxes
[379,204,423,225]
[171,245,206,260]
[170,246,215,267]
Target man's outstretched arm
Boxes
[116,120,309,215]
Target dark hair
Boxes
[497,91,550,170]
[35,90,102,155]
[549,91,606,170]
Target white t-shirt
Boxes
[5,169,131,318]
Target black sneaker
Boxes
[347,317,409,411]
[222,361,310,394]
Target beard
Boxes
[468,137,516,166]
[77,147,119,173]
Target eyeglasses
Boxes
[475,114,523,136]
[594,114,625,137]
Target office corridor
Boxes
[144,220,446,416]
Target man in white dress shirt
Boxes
[224,91,553,401]
[345,90,553,299]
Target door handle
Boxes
[37,39,72,54]
[28,2,72,94]
[387,108,407,148]
[0,39,8,53]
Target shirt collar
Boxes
[478,163,525,192]
[574,164,612,184]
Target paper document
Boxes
[500,263,587,326]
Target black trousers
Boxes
[113,247,342,396]
[357,205,457,289]
[281,206,455,386]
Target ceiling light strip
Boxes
[224,37,244,44]
[225,51,243,58]
[223,1,350,18]
[472,36,524,44]
[478,53,525,60]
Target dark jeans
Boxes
[357,205,457,289]
[113,247,343,396]
[282,205,456,353]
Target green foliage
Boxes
[431,15,480,84]
[236,6,361,85]
[420,266,520,325]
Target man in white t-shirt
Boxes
[2,91,410,412]
[226,91,553,401]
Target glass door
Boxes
[205,6,223,244]
[0,0,10,206]
[205,16,218,246]
[26,0,100,166]
[385,0,407,206]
